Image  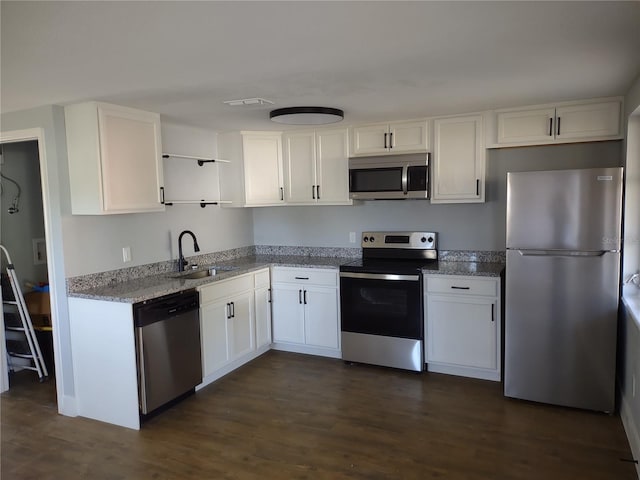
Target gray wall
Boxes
[1,141,48,288]
[253,141,624,251]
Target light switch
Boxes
[122,246,132,263]
[349,232,356,243]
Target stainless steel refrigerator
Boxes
[504,167,623,412]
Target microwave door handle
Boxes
[402,165,408,195]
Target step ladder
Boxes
[1,245,48,381]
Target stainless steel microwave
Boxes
[348,153,429,200]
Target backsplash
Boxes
[66,245,505,293]
[67,246,255,292]
[439,250,506,263]
[254,245,361,258]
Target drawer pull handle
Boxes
[295,277,309,280]
[451,286,470,290]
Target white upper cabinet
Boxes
[218,131,285,207]
[555,102,622,141]
[491,98,622,147]
[431,114,485,204]
[65,102,165,214]
[350,120,428,156]
[283,131,316,204]
[282,128,350,205]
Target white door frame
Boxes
[0,128,62,407]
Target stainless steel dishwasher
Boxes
[134,289,202,415]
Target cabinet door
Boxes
[431,115,484,203]
[283,131,316,204]
[97,105,164,213]
[555,101,621,141]
[272,284,305,344]
[351,123,389,156]
[303,286,339,349]
[427,295,497,370]
[200,301,230,376]
[255,286,272,349]
[242,134,284,205]
[227,292,255,361]
[315,128,350,204]
[389,120,428,153]
[496,107,555,145]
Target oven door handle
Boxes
[339,272,420,282]
[401,165,409,195]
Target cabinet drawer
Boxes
[199,274,253,304]
[426,276,497,297]
[254,269,270,289]
[271,267,337,287]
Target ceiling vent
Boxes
[223,97,274,106]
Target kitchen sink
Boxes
[171,265,238,280]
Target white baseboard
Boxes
[197,344,272,390]
[427,362,501,382]
[58,394,77,417]
[620,392,640,479]
[271,342,341,359]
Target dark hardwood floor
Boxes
[1,351,636,479]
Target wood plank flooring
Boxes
[1,351,636,479]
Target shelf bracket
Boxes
[162,153,230,164]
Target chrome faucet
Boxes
[178,230,200,272]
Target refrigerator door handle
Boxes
[515,250,617,257]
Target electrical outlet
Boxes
[122,246,132,263]
[349,232,356,243]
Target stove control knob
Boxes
[363,237,369,242]
[427,236,434,243]
[421,237,427,243]
[369,236,375,243]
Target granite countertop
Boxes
[68,255,354,303]
[68,254,505,303]
[423,261,505,277]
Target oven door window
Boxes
[349,167,403,192]
[340,276,422,339]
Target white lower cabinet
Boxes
[198,268,271,386]
[271,267,340,358]
[425,275,501,381]
[254,269,273,349]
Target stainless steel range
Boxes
[339,231,437,371]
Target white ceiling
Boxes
[2,1,640,132]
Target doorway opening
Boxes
[0,140,56,407]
